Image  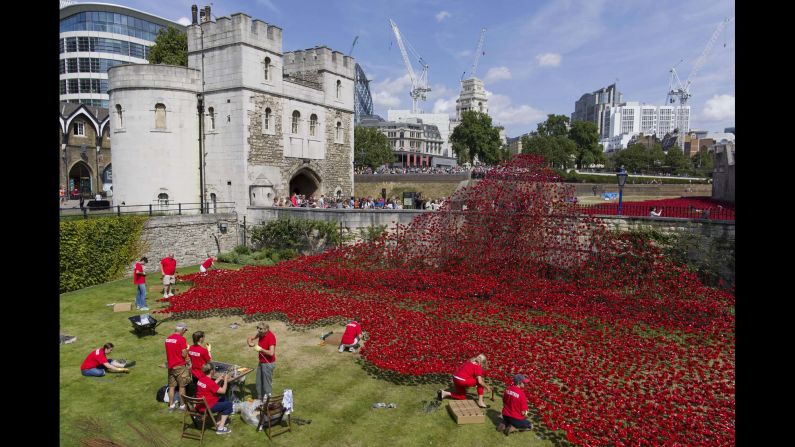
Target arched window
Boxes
[157,193,169,206]
[336,80,342,99]
[309,114,318,137]
[336,121,343,142]
[263,107,272,132]
[292,110,300,134]
[155,103,166,129]
[478,102,483,113]
[115,104,123,128]
[208,107,215,131]
[264,57,271,81]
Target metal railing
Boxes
[575,203,735,221]
[59,201,236,219]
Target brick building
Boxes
[59,102,112,198]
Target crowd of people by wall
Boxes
[271,193,447,211]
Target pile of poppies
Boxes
[162,155,734,446]
[579,197,736,220]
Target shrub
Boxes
[60,216,148,293]
[233,245,251,255]
[250,218,345,254]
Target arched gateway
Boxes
[289,168,320,198]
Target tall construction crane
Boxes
[389,18,431,113]
[349,36,359,56]
[466,27,487,80]
[667,17,734,107]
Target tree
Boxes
[521,134,577,169]
[691,150,714,176]
[353,127,395,169]
[611,143,666,173]
[568,120,604,168]
[537,114,570,137]
[450,111,503,164]
[148,26,188,66]
[664,147,691,175]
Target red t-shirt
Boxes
[341,321,363,345]
[165,333,188,368]
[133,262,146,285]
[201,257,214,269]
[188,344,212,378]
[258,331,276,363]
[453,361,483,382]
[502,385,529,420]
[195,375,220,411]
[161,257,177,275]
[81,348,108,370]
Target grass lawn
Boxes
[60,263,561,446]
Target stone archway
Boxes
[68,161,93,196]
[289,168,321,198]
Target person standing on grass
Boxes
[166,322,191,412]
[200,254,215,273]
[133,257,149,311]
[195,363,233,435]
[80,343,130,376]
[160,253,177,299]
[438,354,492,408]
[247,323,276,399]
[188,330,212,396]
[497,374,533,435]
[338,319,363,353]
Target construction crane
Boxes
[389,18,431,113]
[667,17,734,107]
[467,27,487,80]
[349,36,359,56]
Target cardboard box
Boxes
[113,303,132,312]
[447,400,485,424]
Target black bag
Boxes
[156,385,168,403]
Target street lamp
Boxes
[95,135,102,197]
[616,166,628,216]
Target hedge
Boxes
[60,216,148,293]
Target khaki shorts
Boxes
[162,275,176,286]
[168,365,191,388]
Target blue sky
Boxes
[102,0,735,137]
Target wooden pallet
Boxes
[447,400,485,424]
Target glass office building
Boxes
[59,2,185,108]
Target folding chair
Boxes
[181,395,218,444]
[257,393,292,440]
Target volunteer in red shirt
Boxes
[438,354,492,408]
[338,319,363,353]
[497,374,533,435]
[199,254,215,273]
[160,253,177,299]
[195,363,233,435]
[165,322,191,411]
[188,331,212,379]
[247,323,276,399]
[133,257,149,311]
[80,343,130,377]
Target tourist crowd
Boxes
[271,193,447,211]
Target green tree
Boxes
[354,126,395,169]
[568,120,605,168]
[450,111,503,164]
[691,150,714,176]
[147,26,188,66]
[612,143,666,173]
[521,134,577,169]
[537,114,570,137]
[664,147,691,175]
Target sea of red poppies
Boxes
[162,155,734,446]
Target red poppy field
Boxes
[579,197,735,220]
[162,155,735,446]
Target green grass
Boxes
[60,264,563,447]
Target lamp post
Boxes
[62,132,69,192]
[616,166,628,216]
[95,135,102,197]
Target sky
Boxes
[91,0,735,137]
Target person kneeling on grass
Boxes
[195,363,233,435]
[497,374,533,436]
[338,319,363,353]
[80,343,132,376]
[438,354,492,408]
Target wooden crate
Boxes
[113,303,132,312]
[447,400,485,424]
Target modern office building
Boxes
[571,84,623,139]
[359,117,445,167]
[601,102,691,150]
[60,1,185,108]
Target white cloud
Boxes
[176,17,191,26]
[370,74,412,108]
[432,97,457,115]
[456,49,472,59]
[484,66,512,83]
[436,11,451,22]
[536,53,562,67]
[702,94,735,121]
[486,91,546,126]
[256,0,281,15]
